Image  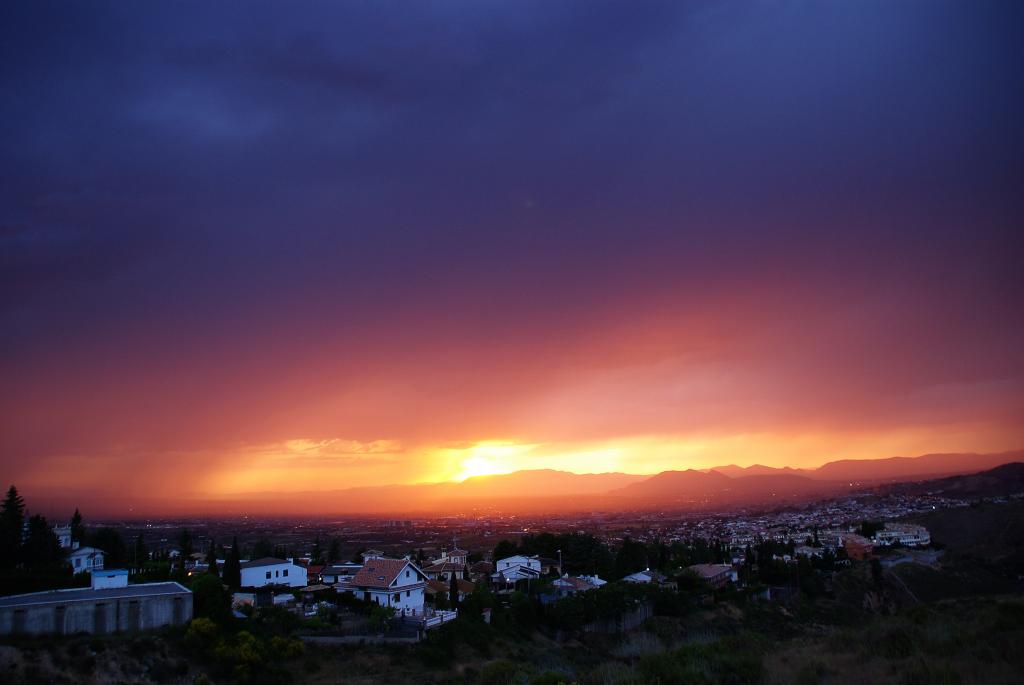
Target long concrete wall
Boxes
[0,592,193,636]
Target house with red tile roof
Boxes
[422,547,469,582]
[348,558,427,617]
[552,573,598,593]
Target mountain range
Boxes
[187,448,1024,516]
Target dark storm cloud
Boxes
[1,1,1022,495]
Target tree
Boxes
[191,572,231,623]
[178,529,194,564]
[206,538,219,577]
[327,538,341,563]
[133,534,148,567]
[0,485,26,569]
[860,521,884,539]
[223,537,242,589]
[253,537,274,559]
[90,527,128,568]
[449,574,460,608]
[311,537,324,565]
[870,557,884,590]
[493,540,518,563]
[614,537,649,580]
[69,508,85,546]
[23,514,61,569]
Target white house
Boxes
[492,555,542,586]
[348,558,427,617]
[873,523,930,547]
[239,558,306,588]
[622,570,674,588]
[68,546,105,573]
[623,571,650,583]
[321,562,362,585]
[422,547,469,582]
[551,574,599,597]
[53,525,76,550]
[494,555,541,576]
[686,564,737,588]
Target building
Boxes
[622,569,670,586]
[873,523,930,547]
[422,548,469,582]
[239,557,306,588]
[425,578,475,603]
[551,574,599,597]
[841,534,874,560]
[347,558,427,617]
[54,524,75,550]
[321,562,362,585]
[0,572,192,636]
[686,564,736,588]
[305,564,324,584]
[91,569,129,589]
[492,555,542,586]
[68,546,105,573]
[794,545,824,558]
[469,560,494,581]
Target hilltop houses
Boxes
[686,564,737,588]
[321,562,362,586]
[492,555,542,587]
[551,574,605,597]
[840,534,875,560]
[239,558,306,588]
[67,546,105,574]
[347,558,428,617]
[422,547,469,582]
[873,523,930,547]
[622,569,671,587]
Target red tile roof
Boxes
[350,558,421,589]
[425,579,448,595]
[423,561,465,573]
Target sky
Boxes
[2,1,1023,509]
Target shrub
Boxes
[476,659,532,685]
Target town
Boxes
[0,473,1008,636]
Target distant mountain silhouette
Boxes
[610,470,841,505]
[806,450,1024,482]
[889,461,1024,498]
[711,464,803,478]
[456,469,645,498]
[33,449,1023,517]
[611,469,733,499]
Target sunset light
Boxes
[0,1,1020,517]
[1,3,1023,679]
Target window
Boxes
[283,569,288,577]
[266,571,271,579]
[75,558,81,568]
[405,570,409,578]
[275,570,279,577]
[394,592,400,602]
[405,590,410,597]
